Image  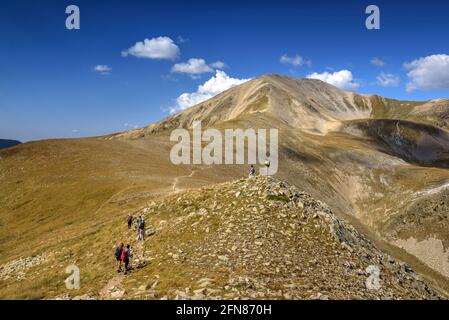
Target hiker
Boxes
[114,242,124,273]
[121,244,131,274]
[138,218,145,241]
[249,165,256,177]
[128,246,134,269]
[127,214,133,229]
[136,216,142,237]
[263,159,271,176]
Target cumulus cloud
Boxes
[306,70,360,91]
[404,54,449,92]
[169,70,251,114]
[171,58,226,76]
[172,58,213,75]
[121,36,180,60]
[371,57,385,67]
[280,54,311,67]
[93,65,112,74]
[210,61,226,69]
[376,72,400,87]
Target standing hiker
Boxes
[121,244,131,274]
[128,245,134,269]
[127,214,133,229]
[136,216,142,238]
[138,218,145,241]
[114,242,124,273]
[263,159,271,176]
[249,165,256,177]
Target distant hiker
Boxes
[127,214,133,229]
[138,218,146,241]
[114,242,124,273]
[263,159,271,176]
[121,244,131,274]
[128,246,134,269]
[249,165,256,177]
[136,216,142,237]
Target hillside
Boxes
[0,178,443,300]
[1,74,449,299]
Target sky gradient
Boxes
[1,0,449,141]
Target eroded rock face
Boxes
[342,119,449,167]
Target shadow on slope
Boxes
[341,119,449,168]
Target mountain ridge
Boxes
[109,74,449,140]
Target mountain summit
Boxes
[115,74,449,138]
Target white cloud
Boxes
[169,70,251,114]
[280,54,311,67]
[306,70,360,91]
[177,36,189,43]
[404,54,449,92]
[371,57,385,67]
[172,58,213,75]
[210,61,226,69]
[376,72,400,87]
[93,65,112,74]
[121,36,180,60]
[171,58,227,77]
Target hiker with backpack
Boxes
[127,214,133,229]
[138,218,145,241]
[121,244,131,274]
[114,242,124,273]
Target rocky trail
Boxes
[99,225,149,299]
[172,169,198,192]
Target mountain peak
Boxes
[111,73,449,140]
[121,73,373,137]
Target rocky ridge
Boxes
[109,177,443,300]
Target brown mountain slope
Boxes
[1,74,449,299]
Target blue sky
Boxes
[1,0,449,141]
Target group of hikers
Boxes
[114,242,133,274]
[113,163,269,273]
[113,214,146,274]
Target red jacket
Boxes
[121,248,129,261]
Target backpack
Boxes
[121,248,129,261]
[139,220,145,230]
[114,246,122,259]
